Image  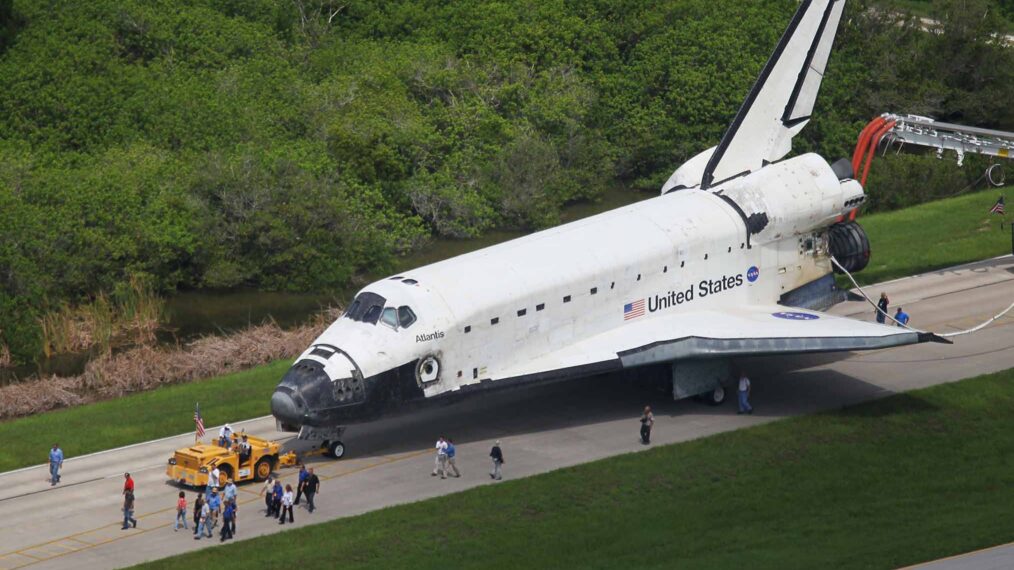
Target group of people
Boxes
[260,465,320,525]
[175,480,240,541]
[876,292,911,327]
[431,437,506,481]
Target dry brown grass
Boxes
[38,276,166,357]
[0,307,342,419]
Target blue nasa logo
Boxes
[772,311,819,321]
[746,266,759,283]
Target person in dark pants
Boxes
[192,492,204,535]
[294,464,308,505]
[271,479,283,518]
[279,484,294,524]
[876,292,889,324]
[639,405,654,444]
[220,502,235,541]
[304,468,320,513]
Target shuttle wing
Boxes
[497,304,941,383]
[700,0,846,189]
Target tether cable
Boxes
[830,256,1014,338]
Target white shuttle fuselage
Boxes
[270,0,934,440]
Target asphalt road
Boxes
[0,256,1011,570]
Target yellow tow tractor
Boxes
[167,433,298,488]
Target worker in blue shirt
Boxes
[894,307,910,327]
[294,464,308,505]
[206,488,222,530]
[48,443,64,486]
[445,439,461,478]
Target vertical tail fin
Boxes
[700,0,847,189]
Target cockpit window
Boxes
[344,292,387,323]
[380,307,399,329]
[398,306,417,328]
[362,304,383,324]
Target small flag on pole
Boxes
[989,196,1005,215]
[194,403,205,440]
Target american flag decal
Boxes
[624,299,645,320]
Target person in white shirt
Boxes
[279,484,295,524]
[218,424,233,448]
[431,437,448,479]
[208,466,221,490]
[737,373,753,415]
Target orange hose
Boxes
[860,120,896,187]
[852,117,886,174]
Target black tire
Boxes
[254,458,273,482]
[217,464,234,482]
[707,385,727,406]
[328,440,346,460]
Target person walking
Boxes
[304,468,320,513]
[445,439,461,478]
[48,443,64,486]
[279,484,294,525]
[876,292,889,324]
[122,472,134,496]
[260,476,274,516]
[194,499,212,540]
[271,479,284,518]
[122,490,137,529]
[191,492,204,535]
[174,491,188,531]
[639,405,654,444]
[223,479,237,506]
[895,307,910,327]
[220,501,236,541]
[489,440,504,481]
[431,437,448,478]
[737,373,753,415]
[206,487,222,530]
[294,464,308,505]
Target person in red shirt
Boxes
[123,472,134,495]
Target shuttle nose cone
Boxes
[271,390,303,425]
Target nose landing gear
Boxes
[294,425,348,460]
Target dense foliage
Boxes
[1,0,1012,362]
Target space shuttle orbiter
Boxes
[270,0,943,457]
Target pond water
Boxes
[1,186,656,384]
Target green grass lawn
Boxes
[855,190,1011,285]
[137,368,1014,570]
[0,360,291,472]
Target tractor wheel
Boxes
[254,458,273,482]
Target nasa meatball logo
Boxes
[772,311,819,321]
[746,266,760,283]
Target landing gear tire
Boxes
[326,440,345,460]
[707,386,727,406]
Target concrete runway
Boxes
[0,256,1011,570]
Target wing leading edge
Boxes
[496,304,941,383]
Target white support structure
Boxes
[882,113,1014,167]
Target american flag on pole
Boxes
[989,196,1005,215]
[624,299,645,320]
[194,403,205,439]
